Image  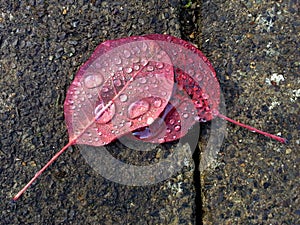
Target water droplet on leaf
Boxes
[174,125,181,131]
[125,67,133,74]
[147,117,154,125]
[119,94,128,102]
[94,102,116,124]
[156,62,164,69]
[127,99,150,119]
[139,77,147,84]
[153,97,162,108]
[84,74,104,89]
[123,49,131,58]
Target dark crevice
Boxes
[193,145,203,225]
[178,0,204,224]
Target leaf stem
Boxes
[12,140,75,201]
[217,112,287,144]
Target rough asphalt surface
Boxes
[0,0,299,224]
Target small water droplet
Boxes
[123,49,131,58]
[194,100,203,108]
[141,42,148,52]
[132,57,140,63]
[113,79,122,87]
[153,97,162,108]
[187,69,194,76]
[147,117,154,125]
[156,62,164,69]
[141,58,149,66]
[183,113,189,119]
[127,99,150,119]
[139,77,147,84]
[102,86,109,92]
[202,93,209,99]
[119,94,128,102]
[132,46,141,54]
[169,119,175,125]
[70,105,76,110]
[174,125,181,131]
[158,137,165,143]
[133,65,140,70]
[125,121,133,127]
[94,102,116,124]
[125,67,133,74]
[114,56,122,65]
[84,74,104,89]
[157,50,166,59]
[146,65,154,71]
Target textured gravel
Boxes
[1,0,299,224]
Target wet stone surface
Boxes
[200,0,299,224]
[1,0,298,224]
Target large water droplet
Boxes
[84,74,104,89]
[94,102,116,124]
[127,99,150,119]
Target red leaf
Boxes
[130,34,220,142]
[13,34,287,201]
[64,36,174,145]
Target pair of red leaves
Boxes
[13,34,286,201]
